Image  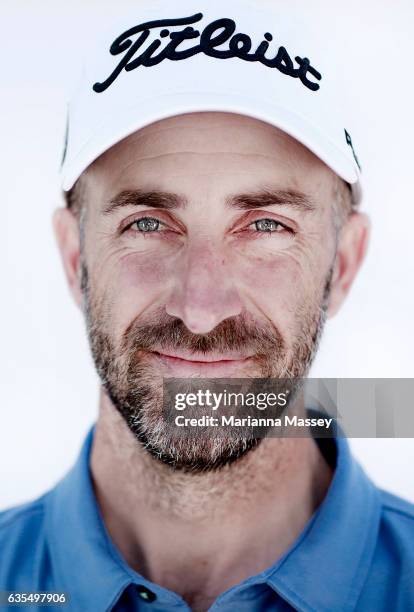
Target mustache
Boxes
[121,309,284,356]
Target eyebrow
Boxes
[227,189,316,212]
[103,190,187,215]
[102,187,315,215]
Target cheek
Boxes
[234,248,325,330]
[238,250,304,300]
[95,251,173,333]
[120,251,171,289]
[115,252,173,323]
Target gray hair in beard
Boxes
[81,263,333,472]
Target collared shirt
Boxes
[1,428,414,612]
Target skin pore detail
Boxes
[54,112,369,611]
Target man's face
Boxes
[78,112,340,470]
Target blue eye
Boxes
[133,217,160,232]
[253,219,284,233]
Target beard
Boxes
[82,263,332,472]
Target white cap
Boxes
[61,0,362,203]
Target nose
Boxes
[166,241,243,334]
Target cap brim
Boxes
[62,90,361,204]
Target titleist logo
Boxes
[93,13,322,94]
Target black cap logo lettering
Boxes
[93,13,322,94]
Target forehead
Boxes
[87,112,336,203]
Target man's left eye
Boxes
[251,219,286,233]
[131,217,161,233]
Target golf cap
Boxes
[61,0,362,204]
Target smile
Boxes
[150,350,254,375]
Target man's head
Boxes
[54,111,369,470]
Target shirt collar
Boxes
[45,427,184,611]
[45,427,381,612]
[265,435,382,612]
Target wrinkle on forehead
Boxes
[87,112,337,211]
[93,112,328,173]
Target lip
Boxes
[153,349,253,363]
[150,350,254,376]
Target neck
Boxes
[90,391,333,612]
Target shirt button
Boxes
[136,585,157,603]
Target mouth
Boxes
[149,350,255,376]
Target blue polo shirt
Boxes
[1,428,414,611]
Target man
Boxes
[1,2,413,611]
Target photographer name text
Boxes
[175,415,333,429]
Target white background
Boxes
[1,0,413,509]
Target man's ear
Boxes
[327,212,370,318]
[52,207,83,309]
